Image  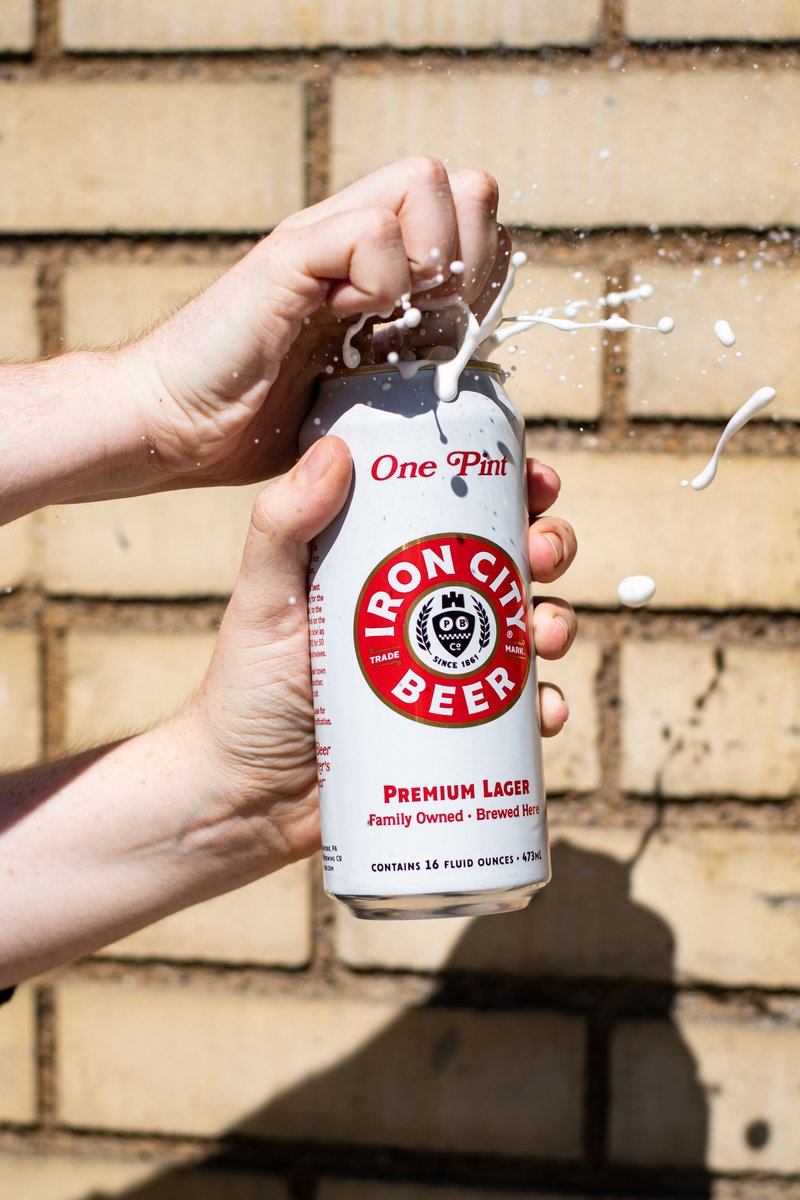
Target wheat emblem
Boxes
[475,597,491,651]
[416,598,434,654]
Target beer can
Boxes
[300,361,549,919]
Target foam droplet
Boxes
[618,575,656,607]
[713,319,736,347]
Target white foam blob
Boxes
[688,385,776,491]
[714,319,736,347]
[618,575,656,607]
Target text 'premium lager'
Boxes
[300,361,549,919]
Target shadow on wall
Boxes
[85,841,713,1199]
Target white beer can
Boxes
[300,361,549,919]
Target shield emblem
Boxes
[432,593,475,658]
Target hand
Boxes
[183,443,577,878]
[122,157,504,492]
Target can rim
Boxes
[318,358,504,381]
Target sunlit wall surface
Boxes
[0,2,798,1198]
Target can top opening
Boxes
[319,359,504,382]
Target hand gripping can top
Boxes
[300,361,549,920]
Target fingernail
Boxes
[298,439,332,486]
[543,532,563,567]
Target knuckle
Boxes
[249,485,281,541]
[403,154,450,189]
[457,167,500,211]
[360,205,402,243]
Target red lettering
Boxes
[371,453,398,480]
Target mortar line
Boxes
[599,259,632,433]
[34,982,58,1128]
[4,227,800,262]
[33,0,62,67]
[304,65,333,206]
[5,43,800,75]
[601,0,626,49]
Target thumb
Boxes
[229,436,353,629]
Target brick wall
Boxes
[1,3,798,1198]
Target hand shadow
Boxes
[71,838,713,1199]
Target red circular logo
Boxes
[354,533,531,726]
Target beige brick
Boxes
[530,452,800,610]
[0,1,34,51]
[632,829,800,988]
[0,515,38,592]
[621,641,800,798]
[611,1016,800,1172]
[0,83,304,233]
[64,260,237,349]
[628,262,800,421]
[336,906,472,974]
[332,70,800,229]
[62,1,602,50]
[0,1153,287,1200]
[540,637,602,794]
[496,263,603,421]
[0,264,39,359]
[42,484,260,597]
[101,861,313,967]
[0,630,41,769]
[338,825,800,987]
[627,0,800,41]
[0,985,37,1124]
[64,629,216,747]
[58,979,584,1156]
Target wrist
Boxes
[0,349,154,524]
[162,705,299,886]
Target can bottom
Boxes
[330,881,547,921]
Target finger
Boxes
[532,597,577,660]
[529,516,578,584]
[526,458,562,516]
[271,208,413,320]
[280,157,459,291]
[539,682,569,737]
[433,168,500,304]
[468,227,513,325]
[229,436,353,633]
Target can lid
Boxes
[318,358,504,382]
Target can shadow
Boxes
[79,840,713,1199]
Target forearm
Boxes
[0,715,273,987]
[0,349,153,526]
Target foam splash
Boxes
[682,386,776,491]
